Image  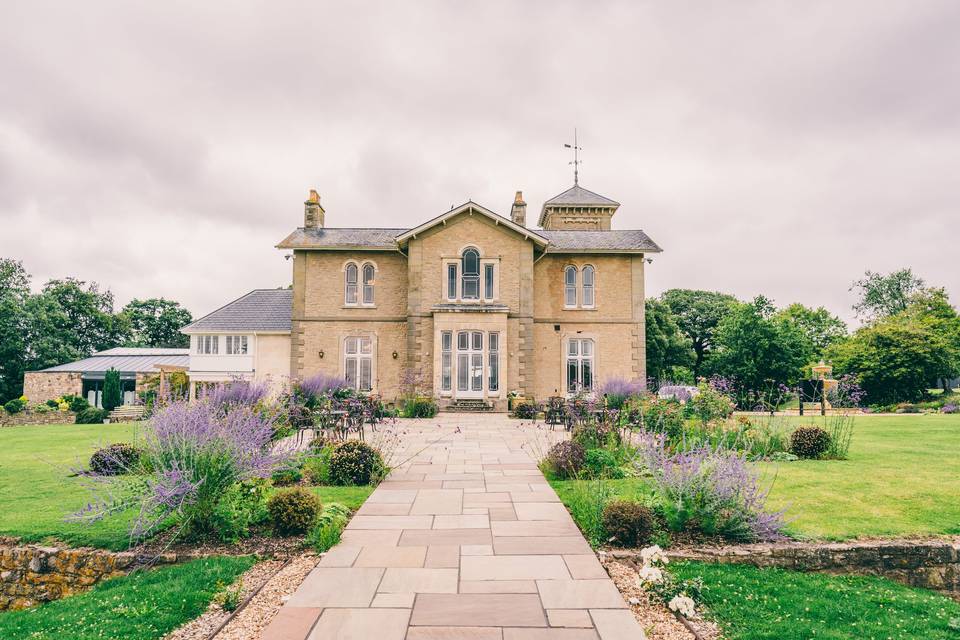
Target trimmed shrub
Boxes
[267,487,321,535]
[76,407,110,424]
[512,402,538,420]
[602,499,656,547]
[546,440,586,479]
[89,443,143,475]
[102,368,122,412]
[62,394,90,413]
[4,397,26,414]
[271,468,303,486]
[329,441,384,485]
[789,426,831,459]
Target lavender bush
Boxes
[203,379,270,409]
[634,435,784,542]
[71,398,294,543]
[296,373,349,402]
[942,403,958,414]
[598,378,646,410]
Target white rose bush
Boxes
[635,545,704,620]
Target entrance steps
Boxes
[441,399,494,413]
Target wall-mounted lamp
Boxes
[646,258,653,264]
[318,350,324,359]
[392,351,399,359]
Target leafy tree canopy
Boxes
[122,298,192,348]
[660,289,737,379]
[707,296,812,408]
[851,268,928,321]
[645,299,694,384]
[0,259,30,401]
[775,303,847,358]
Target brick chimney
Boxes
[510,191,527,227]
[304,189,325,229]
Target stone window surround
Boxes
[442,247,500,303]
[433,317,506,401]
[561,331,599,396]
[341,331,378,393]
[342,259,378,308]
[562,263,598,311]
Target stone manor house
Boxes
[25,181,662,412]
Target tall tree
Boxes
[902,288,960,391]
[122,298,192,348]
[851,268,927,321]
[23,279,129,370]
[707,296,811,408]
[775,303,847,358]
[0,259,30,401]
[660,289,737,379]
[644,299,695,384]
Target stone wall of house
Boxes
[22,372,83,405]
[0,411,77,427]
[614,539,960,596]
[0,542,189,610]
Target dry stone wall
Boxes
[0,411,76,427]
[0,542,186,610]
[613,538,960,596]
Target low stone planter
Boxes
[609,538,960,597]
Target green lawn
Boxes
[0,556,253,640]
[763,415,960,539]
[550,415,960,541]
[672,561,960,640]
[0,422,375,549]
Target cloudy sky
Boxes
[1,1,957,324]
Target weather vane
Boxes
[564,128,582,185]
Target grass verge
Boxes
[0,556,254,640]
[672,561,960,640]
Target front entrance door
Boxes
[456,331,484,399]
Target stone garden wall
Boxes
[0,411,76,427]
[613,538,960,596]
[0,542,187,610]
[22,371,83,404]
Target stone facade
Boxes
[21,372,82,405]
[613,538,960,597]
[280,186,660,410]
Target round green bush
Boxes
[4,398,26,414]
[89,443,143,475]
[267,487,321,535]
[547,440,586,479]
[329,441,384,485]
[789,426,831,459]
[512,402,539,420]
[602,499,656,547]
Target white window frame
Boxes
[565,337,595,394]
[345,263,359,305]
[196,335,219,355]
[581,265,596,308]
[443,253,498,303]
[225,335,248,355]
[461,248,481,300]
[564,266,578,308]
[441,331,452,392]
[488,331,500,393]
[361,263,375,305]
[343,335,374,392]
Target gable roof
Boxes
[540,230,662,253]
[182,289,292,333]
[395,201,548,247]
[37,348,189,374]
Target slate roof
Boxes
[277,227,406,250]
[182,289,293,333]
[38,348,189,374]
[542,184,620,207]
[540,230,662,253]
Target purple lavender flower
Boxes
[203,379,270,408]
[598,378,646,409]
[297,373,349,400]
[942,403,958,414]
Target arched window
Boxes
[564,266,578,307]
[582,265,595,307]
[461,248,480,299]
[362,263,375,305]
[345,263,358,305]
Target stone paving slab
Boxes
[262,414,646,640]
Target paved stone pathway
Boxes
[263,414,646,640]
